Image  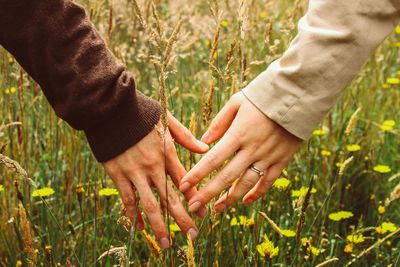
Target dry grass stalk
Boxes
[141,230,161,258]
[258,211,283,236]
[314,257,339,267]
[98,246,127,262]
[163,19,183,69]
[390,181,400,202]
[19,203,37,265]
[132,0,147,29]
[296,176,314,244]
[203,78,215,126]
[189,112,196,135]
[345,106,362,136]
[0,153,35,187]
[151,3,164,38]
[187,233,196,267]
[339,156,354,177]
[159,67,168,131]
[209,24,221,67]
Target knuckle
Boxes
[219,171,233,185]
[240,178,255,190]
[122,195,136,207]
[205,151,219,169]
[142,199,159,214]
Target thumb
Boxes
[201,93,242,144]
[167,112,209,153]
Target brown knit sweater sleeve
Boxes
[0,0,161,162]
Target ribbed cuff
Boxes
[84,91,161,162]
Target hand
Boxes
[102,112,209,248]
[179,92,302,213]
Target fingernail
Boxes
[159,237,170,249]
[244,198,253,206]
[189,201,202,212]
[179,182,191,192]
[214,203,225,213]
[201,131,209,143]
[198,205,207,218]
[197,140,209,150]
[188,228,198,240]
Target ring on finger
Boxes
[249,164,265,177]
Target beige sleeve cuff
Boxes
[243,0,400,140]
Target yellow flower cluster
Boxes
[256,235,279,258]
[99,188,119,196]
[321,150,331,156]
[221,21,229,27]
[32,187,55,197]
[291,186,317,198]
[376,222,397,234]
[4,87,16,94]
[380,120,395,131]
[386,77,400,84]
[313,129,327,136]
[378,205,385,215]
[346,144,360,152]
[373,165,391,173]
[230,216,254,227]
[328,211,354,221]
[273,178,291,190]
[346,234,365,244]
[169,222,181,232]
[0,185,3,192]
[281,229,296,237]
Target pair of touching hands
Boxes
[102,92,302,248]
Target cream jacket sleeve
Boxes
[242,0,400,140]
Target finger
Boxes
[165,140,207,218]
[243,163,284,205]
[133,179,170,249]
[110,176,145,230]
[168,112,209,153]
[201,93,242,144]
[179,131,240,193]
[186,150,253,212]
[214,165,263,212]
[152,175,199,241]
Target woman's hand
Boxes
[179,92,302,213]
[102,113,209,248]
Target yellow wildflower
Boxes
[205,40,211,45]
[346,144,360,152]
[9,57,13,63]
[291,186,317,198]
[328,211,354,221]
[75,184,85,193]
[32,187,55,197]
[99,188,119,196]
[309,246,320,256]
[90,3,95,9]
[387,77,400,84]
[376,222,397,234]
[380,120,395,131]
[313,129,327,136]
[344,243,353,253]
[294,176,300,181]
[230,216,247,226]
[382,83,390,89]
[0,185,3,192]
[281,229,296,237]
[16,261,22,267]
[169,223,181,232]
[221,21,229,27]
[5,88,10,94]
[256,236,279,258]
[273,178,290,189]
[321,150,331,156]
[246,218,255,227]
[378,205,385,215]
[346,234,365,244]
[373,165,391,173]
[269,200,275,206]
[10,87,16,94]
[396,25,400,34]
[336,162,343,167]
[259,12,266,18]
[301,237,312,245]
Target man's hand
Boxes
[179,92,302,213]
[102,113,208,249]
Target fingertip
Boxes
[196,140,209,152]
[196,205,207,218]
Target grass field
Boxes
[1,0,400,266]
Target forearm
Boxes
[243,0,400,140]
[0,0,160,162]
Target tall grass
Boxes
[1,0,399,266]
